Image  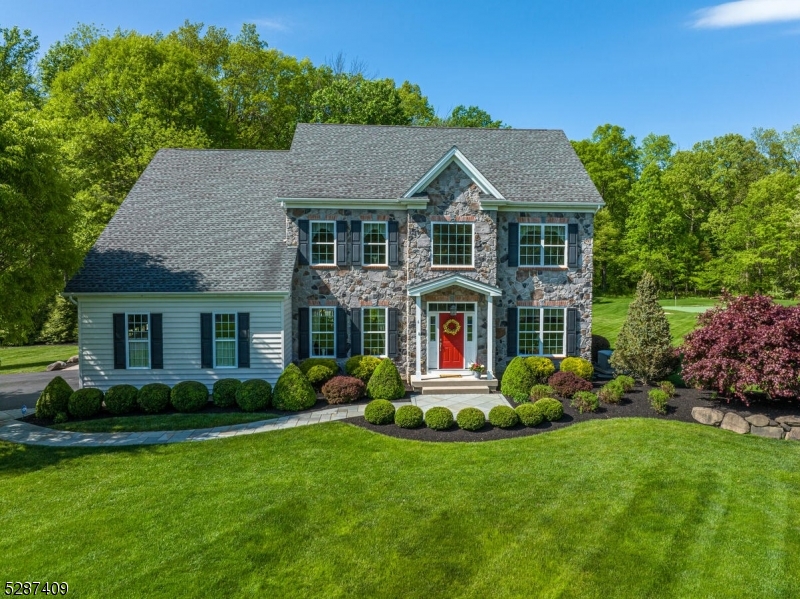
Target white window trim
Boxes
[431,222,475,267]
[310,220,337,266]
[125,312,151,369]
[362,307,388,357]
[518,223,568,267]
[517,307,567,358]
[213,312,238,369]
[310,306,336,358]
[362,221,389,266]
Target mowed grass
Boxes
[0,344,78,374]
[2,420,800,598]
[51,411,279,433]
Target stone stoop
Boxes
[411,376,498,395]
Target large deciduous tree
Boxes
[0,25,40,101]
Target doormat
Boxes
[439,374,462,378]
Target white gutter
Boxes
[66,294,82,389]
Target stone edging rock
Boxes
[692,407,800,441]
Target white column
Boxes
[415,295,422,377]
[487,296,494,380]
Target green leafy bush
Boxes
[137,383,171,414]
[67,388,103,419]
[321,376,365,404]
[516,403,544,426]
[105,384,139,415]
[425,407,454,431]
[456,407,486,431]
[529,384,555,402]
[524,356,556,383]
[299,358,339,377]
[364,399,395,425]
[649,389,669,414]
[235,379,272,412]
[35,375,73,418]
[53,412,69,424]
[488,405,519,428]
[170,381,209,413]
[615,375,636,392]
[395,405,424,429]
[212,378,241,408]
[345,355,381,383]
[500,357,536,398]
[559,357,594,381]
[273,363,317,411]
[548,371,593,399]
[366,358,405,400]
[305,365,336,388]
[659,380,676,397]
[570,391,599,414]
[598,382,623,404]
[534,398,564,421]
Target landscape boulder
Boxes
[750,426,784,440]
[745,414,770,427]
[66,355,79,364]
[691,407,724,426]
[720,412,750,434]
[776,415,800,427]
[784,428,800,442]
[46,361,66,372]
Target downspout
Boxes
[66,295,82,389]
[405,211,411,383]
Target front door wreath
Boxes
[442,318,461,336]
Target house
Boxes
[64,124,604,392]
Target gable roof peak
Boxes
[403,146,505,199]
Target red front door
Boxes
[439,313,464,369]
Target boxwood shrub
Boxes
[524,356,556,384]
[597,382,623,404]
[548,371,593,399]
[559,357,594,381]
[615,375,636,392]
[137,383,171,414]
[424,406,454,431]
[299,358,338,380]
[534,398,564,421]
[273,363,317,411]
[170,381,209,413]
[395,405,424,429]
[488,405,519,428]
[456,407,486,431]
[516,403,544,427]
[500,357,536,398]
[212,378,241,408]
[570,391,599,414]
[649,389,669,414]
[364,399,395,425]
[236,379,272,412]
[305,365,336,388]
[53,412,69,424]
[67,388,103,419]
[366,358,405,400]
[105,384,139,415]
[321,375,365,404]
[35,375,73,418]
[529,384,555,402]
[345,354,382,383]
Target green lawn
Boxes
[0,344,78,374]
[2,420,799,598]
[52,411,279,433]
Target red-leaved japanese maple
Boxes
[681,293,800,404]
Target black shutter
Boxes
[508,222,519,267]
[350,220,362,266]
[113,313,126,369]
[238,312,250,368]
[150,313,163,369]
[336,221,348,267]
[388,308,398,357]
[298,219,309,265]
[566,307,579,356]
[350,308,361,356]
[336,307,348,358]
[507,307,518,357]
[298,308,310,359]
[201,313,213,368]
[567,223,579,268]
[388,220,399,266]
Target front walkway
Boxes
[0,393,509,447]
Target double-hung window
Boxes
[214,313,237,367]
[519,224,567,267]
[432,222,473,266]
[518,307,565,356]
[362,308,387,356]
[311,221,336,265]
[363,222,388,266]
[127,313,150,368]
[311,307,335,357]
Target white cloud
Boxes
[693,0,800,28]
[252,18,289,32]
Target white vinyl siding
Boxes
[127,313,150,368]
[283,296,292,368]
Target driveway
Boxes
[0,366,79,411]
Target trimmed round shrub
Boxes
[598,382,623,404]
[395,405,424,429]
[105,384,139,415]
[35,375,73,419]
[534,398,564,421]
[548,371,593,399]
[236,379,272,412]
[366,358,405,400]
[500,357,536,398]
[457,407,486,431]
[299,357,339,377]
[649,388,669,414]
[137,383,171,414]
[516,403,544,427]
[488,405,519,428]
[530,384,555,402]
[615,375,636,392]
[570,391,599,414]
[345,354,382,383]
[364,399,395,425]
[592,334,611,363]
[170,381,209,413]
[273,363,317,411]
[68,388,103,419]
[425,407,454,431]
[305,365,336,388]
[524,356,556,383]
[212,378,241,408]
[321,375,365,404]
[559,357,594,381]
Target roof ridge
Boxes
[294,122,563,133]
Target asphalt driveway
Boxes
[0,367,79,411]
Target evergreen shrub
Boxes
[105,384,139,415]
[137,383,171,414]
[67,388,103,419]
[364,399,395,425]
[366,358,405,400]
[488,405,519,428]
[456,407,485,431]
[273,364,316,411]
[236,379,272,411]
[170,381,209,412]
[212,379,241,408]
[35,375,73,418]
[395,405,424,429]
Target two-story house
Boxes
[64,124,603,392]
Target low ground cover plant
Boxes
[68,388,103,419]
[649,389,669,414]
[530,384,555,402]
[571,391,599,414]
[548,371,592,399]
[170,381,209,412]
[524,357,555,384]
[425,407,454,430]
[534,398,564,421]
[345,355,381,383]
[235,379,272,411]
[321,376,365,404]
[559,357,593,381]
[394,405,424,429]
[35,375,73,418]
[456,407,485,431]
[137,383,171,414]
[364,399,395,425]
[488,405,519,428]
[273,363,316,410]
[501,357,536,399]
[105,384,138,415]
[212,378,241,408]
[366,358,405,400]
[515,403,543,426]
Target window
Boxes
[311,307,335,357]
[214,313,237,367]
[432,223,473,266]
[127,314,150,368]
[519,224,567,267]
[362,308,387,356]
[466,315,474,342]
[363,222,387,265]
[429,316,436,341]
[518,308,565,356]
[311,221,336,265]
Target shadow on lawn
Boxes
[0,440,162,476]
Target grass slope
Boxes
[2,420,799,598]
[51,412,279,433]
[0,344,78,374]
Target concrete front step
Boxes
[411,376,498,395]
[420,385,492,395]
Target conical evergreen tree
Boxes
[610,272,674,383]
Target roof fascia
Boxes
[480,200,604,213]
[279,198,428,210]
[407,274,502,298]
[62,291,290,299]
[402,147,505,200]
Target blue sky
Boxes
[3,0,799,148]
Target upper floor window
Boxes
[519,224,567,267]
[362,308,387,356]
[432,222,473,266]
[127,313,150,368]
[311,307,335,357]
[363,222,388,266]
[518,307,565,356]
[214,313,237,367]
[311,221,336,265]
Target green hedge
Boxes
[515,403,543,427]
[366,358,405,400]
[35,376,73,419]
[273,364,317,411]
[456,407,485,431]
[394,405,424,429]
[500,357,536,398]
[170,381,209,413]
[137,383,171,414]
[488,405,519,428]
[524,357,555,384]
[534,398,563,421]
[299,358,338,376]
[364,399,395,425]
[424,407,454,431]
[559,357,594,381]
[212,379,241,408]
[67,388,103,419]
[105,384,139,415]
[236,379,272,412]
[345,355,381,383]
